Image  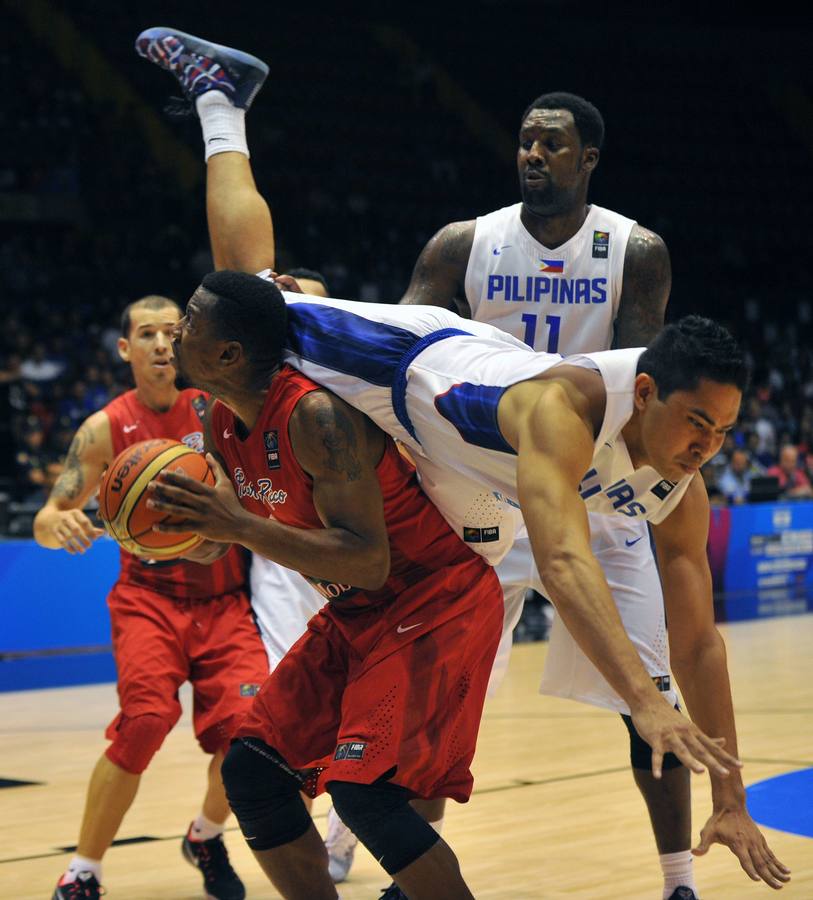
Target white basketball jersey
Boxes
[464,202,635,354]
[274,292,690,535]
[405,341,692,530]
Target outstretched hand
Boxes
[147,453,247,545]
[693,806,791,889]
[630,702,742,779]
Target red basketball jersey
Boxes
[210,366,479,611]
[104,388,246,599]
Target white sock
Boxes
[428,817,444,836]
[660,850,697,898]
[195,90,248,161]
[189,812,225,842]
[63,855,102,883]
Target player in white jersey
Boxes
[137,33,790,894]
[399,90,702,898]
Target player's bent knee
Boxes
[328,779,439,876]
[222,739,311,850]
[620,713,683,772]
[105,713,172,774]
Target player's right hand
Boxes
[631,701,743,779]
[46,509,105,554]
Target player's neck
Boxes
[134,380,180,414]
[520,202,590,249]
[219,365,283,434]
[216,387,267,435]
[620,413,646,469]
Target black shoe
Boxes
[182,826,246,900]
[379,882,409,899]
[52,871,104,899]
[667,888,698,900]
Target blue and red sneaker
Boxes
[135,27,268,111]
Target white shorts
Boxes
[544,515,674,713]
[486,515,675,713]
[249,555,326,671]
[485,543,536,696]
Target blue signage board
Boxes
[0,537,119,691]
[709,501,813,621]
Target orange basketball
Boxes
[98,438,214,559]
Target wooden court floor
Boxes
[1,615,811,899]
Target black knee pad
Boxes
[222,739,311,850]
[621,713,683,771]
[328,779,439,876]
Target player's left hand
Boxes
[692,806,791,889]
[269,271,304,293]
[147,453,248,544]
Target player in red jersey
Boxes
[33,295,269,900]
[146,270,504,900]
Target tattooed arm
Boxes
[149,391,391,588]
[614,224,671,348]
[33,411,112,553]
[400,220,475,315]
[283,390,391,587]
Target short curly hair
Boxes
[521,92,605,149]
[637,315,750,400]
[199,271,288,385]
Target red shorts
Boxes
[106,582,269,753]
[236,556,502,802]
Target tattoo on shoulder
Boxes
[439,221,475,265]
[617,226,671,347]
[50,424,95,500]
[313,401,363,482]
[402,221,473,307]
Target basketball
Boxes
[98,438,214,559]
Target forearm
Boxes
[33,506,66,549]
[234,512,388,590]
[672,633,745,805]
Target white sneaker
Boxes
[325,805,358,884]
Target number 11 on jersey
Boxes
[521,313,561,353]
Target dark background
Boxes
[2,2,812,515]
